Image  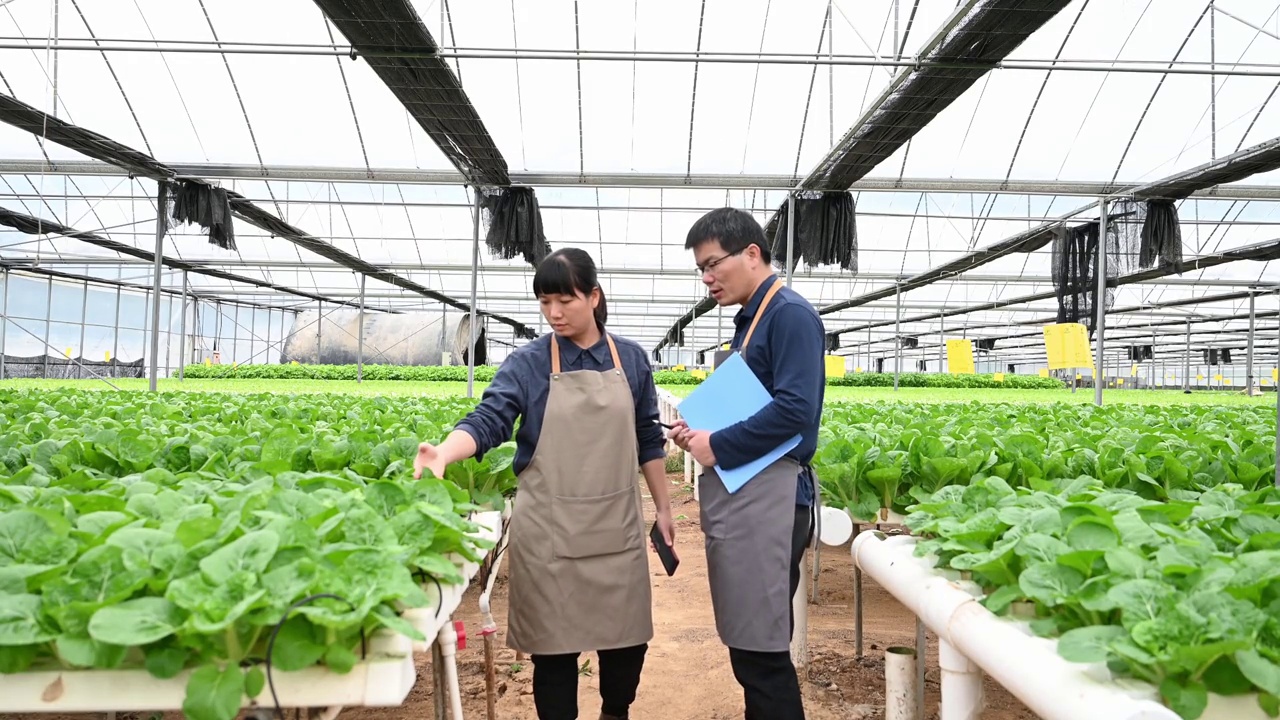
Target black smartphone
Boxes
[650,522,679,576]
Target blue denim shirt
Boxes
[708,275,826,506]
[455,329,667,475]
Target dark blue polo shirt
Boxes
[455,329,667,475]
[708,275,825,506]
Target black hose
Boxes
[263,593,367,720]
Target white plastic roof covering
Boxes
[0,0,1277,363]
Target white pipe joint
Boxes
[939,638,983,720]
[851,531,1182,720]
[436,621,466,720]
[885,646,920,720]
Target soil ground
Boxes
[4,476,1038,720]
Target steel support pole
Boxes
[938,313,944,372]
[0,267,7,380]
[1247,292,1257,393]
[467,187,481,398]
[1184,320,1192,392]
[786,192,796,287]
[149,183,168,391]
[178,272,188,380]
[1094,198,1108,406]
[112,286,120,374]
[77,280,88,378]
[357,273,366,383]
[42,279,53,378]
[894,284,901,391]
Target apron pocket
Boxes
[551,486,640,559]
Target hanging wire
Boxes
[684,0,708,179]
[738,0,772,174]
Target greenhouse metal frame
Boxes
[0,0,1276,398]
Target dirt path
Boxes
[351,477,1037,720]
[6,477,1037,720]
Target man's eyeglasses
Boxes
[696,247,745,276]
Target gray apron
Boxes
[700,279,799,653]
[505,333,654,655]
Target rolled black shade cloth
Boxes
[1139,199,1183,272]
[1128,345,1154,361]
[1051,221,1120,335]
[976,338,996,351]
[767,191,858,274]
[481,186,551,268]
[165,179,237,251]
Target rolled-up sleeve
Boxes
[454,355,527,459]
[632,356,666,465]
[710,303,824,471]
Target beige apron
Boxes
[700,279,800,653]
[505,333,654,655]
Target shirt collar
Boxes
[734,274,781,328]
[553,325,611,366]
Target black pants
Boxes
[530,643,647,720]
[727,503,814,720]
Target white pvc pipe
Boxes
[939,638,983,720]
[437,622,465,720]
[885,646,920,720]
[852,532,1181,720]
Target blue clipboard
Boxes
[675,352,801,493]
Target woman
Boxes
[414,247,676,720]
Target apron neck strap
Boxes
[550,332,622,375]
[740,279,784,355]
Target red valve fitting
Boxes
[453,620,467,650]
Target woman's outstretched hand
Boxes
[413,442,448,480]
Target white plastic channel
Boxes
[656,388,700,501]
[851,532,1190,720]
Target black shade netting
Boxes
[1007,364,1017,373]
[825,334,840,352]
[875,358,885,373]
[899,337,919,350]
[1139,200,1183,272]
[480,187,551,268]
[0,355,144,380]
[1051,220,1122,334]
[768,191,858,274]
[1203,348,1234,365]
[1128,345,1154,361]
[165,180,236,251]
[918,360,928,372]
[976,338,996,352]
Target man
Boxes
[669,207,825,719]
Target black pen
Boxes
[653,419,676,430]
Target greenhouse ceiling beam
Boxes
[0,261,291,313]
[655,0,1071,353]
[312,0,509,187]
[696,289,1264,355]
[905,312,1280,360]
[9,160,1280,199]
[798,0,1069,192]
[829,237,1280,344]
[4,38,1280,78]
[0,207,389,314]
[819,134,1280,318]
[0,92,536,339]
[5,254,1269,289]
